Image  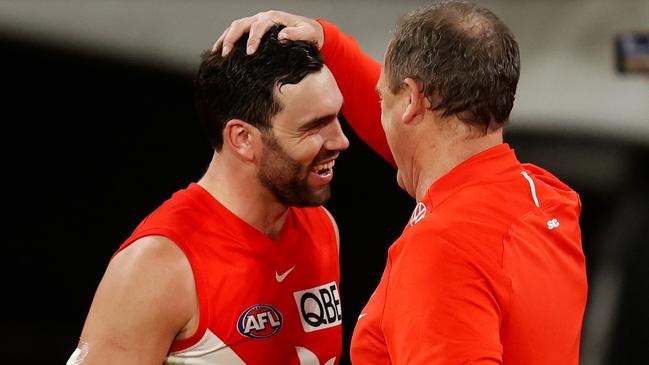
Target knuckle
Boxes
[230,16,249,28]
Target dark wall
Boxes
[2,36,647,364]
[3,36,211,362]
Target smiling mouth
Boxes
[312,160,335,176]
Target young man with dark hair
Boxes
[216,2,588,364]
[68,25,349,364]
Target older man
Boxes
[217,2,588,364]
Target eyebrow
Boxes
[299,114,338,131]
[375,85,381,95]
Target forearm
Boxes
[317,19,395,167]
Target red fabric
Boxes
[349,144,587,364]
[117,183,342,364]
[316,20,587,364]
[317,19,396,167]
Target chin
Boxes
[290,186,331,207]
[309,187,331,206]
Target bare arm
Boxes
[71,236,197,365]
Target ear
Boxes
[223,119,257,161]
[402,77,425,124]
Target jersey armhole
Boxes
[118,228,210,353]
[321,207,340,254]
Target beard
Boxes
[257,132,332,207]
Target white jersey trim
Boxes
[165,329,246,365]
[520,171,540,208]
[296,346,337,365]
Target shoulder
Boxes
[321,206,340,251]
[111,235,193,283]
[125,186,224,250]
[292,206,338,236]
[398,202,506,269]
[75,235,197,362]
[81,235,196,343]
[521,163,581,209]
[99,235,195,319]
[137,190,206,229]
[290,206,339,253]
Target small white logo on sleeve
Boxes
[547,218,560,230]
[409,202,427,226]
[294,281,342,332]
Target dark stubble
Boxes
[257,131,332,207]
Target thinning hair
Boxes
[385,0,520,131]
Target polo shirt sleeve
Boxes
[315,19,396,167]
[383,227,506,364]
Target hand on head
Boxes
[213,10,324,56]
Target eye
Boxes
[298,115,337,135]
[305,127,321,136]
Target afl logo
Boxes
[237,304,283,339]
[409,202,427,226]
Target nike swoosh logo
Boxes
[358,313,367,320]
[275,266,295,282]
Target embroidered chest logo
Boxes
[293,281,342,332]
[409,202,427,226]
[276,266,295,282]
[237,304,283,338]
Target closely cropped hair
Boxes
[194,25,324,151]
[385,0,520,131]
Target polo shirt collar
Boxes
[424,143,522,208]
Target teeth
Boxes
[312,160,335,173]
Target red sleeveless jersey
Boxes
[117,183,342,365]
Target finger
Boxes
[247,19,277,54]
[278,25,321,48]
[277,26,305,41]
[212,27,229,53]
[221,17,254,56]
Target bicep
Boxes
[384,237,503,365]
[76,236,196,364]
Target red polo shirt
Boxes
[317,19,588,365]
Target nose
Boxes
[323,118,350,152]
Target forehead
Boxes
[272,67,343,127]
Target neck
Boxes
[412,122,503,201]
[198,151,289,240]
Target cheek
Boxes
[381,104,399,137]
[380,101,390,130]
[286,137,324,163]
